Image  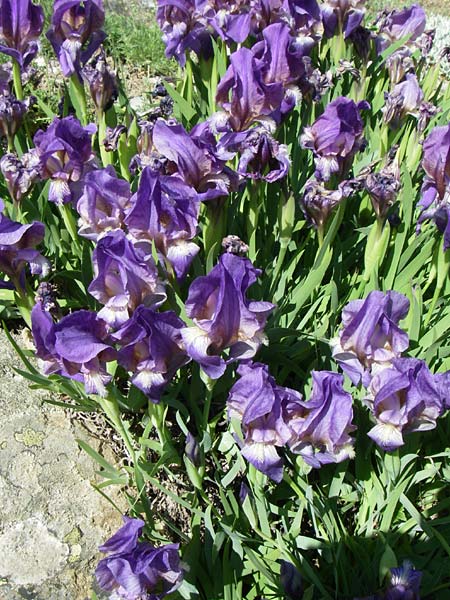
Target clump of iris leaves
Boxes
[2,0,450,599]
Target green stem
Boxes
[59,203,82,256]
[97,392,136,461]
[12,59,23,101]
[69,74,88,126]
[97,109,112,167]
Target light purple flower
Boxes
[287,371,355,468]
[0,0,44,68]
[88,230,166,328]
[383,73,423,128]
[227,361,302,482]
[0,201,49,288]
[182,253,275,379]
[332,290,410,386]
[365,358,446,451]
[31,303,116,396]
[0,149,41,204]
[96,516,183,600]
[216,47,284,131]
[125,168,200,280]
[300,96,369,181]
[34,115,97,205]
[417,124,450,250]
[377,4,426,54]
[47,0,106,79]
[76,166,131,241]
[113,305,189,402]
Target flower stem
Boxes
[12,59,23,101]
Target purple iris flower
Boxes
[216,47,284,131]
[417,124,450,250]
[383,74,423,128]
[0,150,41,204]
[227,361,302,482]
[34,115,97,205]
[125,168,200,280]
[376,4,426,54]
[256,0,321,36]
[182,253,275,379]
[96,516,183,600]
[0,93,32,143]
[332,290,410,387]
[287,371,355,468]
[0,200,49,289]
[219,124,290,182]
[300,97,369,181]
[365,358,447,451]
[47,0,106,79]
[321,0,365,39]
[156,0,211,67]
[365,159,401,220]
[113,305,189,402]
[88,230,166,329]
[385,561,421,600]
[300,177,357,229]
[82,50,118,112]
[76,166,131,241]
[251,22,311,116]
[0,0,44,68]
[206,0,252,44]
[151,118,233,201]
[31,303,116,396]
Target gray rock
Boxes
[0,330,126,600]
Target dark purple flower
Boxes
[31,303,116,396]
[300,96,369,181]
[332,290,410,387]
[0,0,44,68]
[383,74,423,128]
[216,47,284,131]
[0,149,41,203]
[185,432,201,466]
[152,118,233,201]
[385,561,421,600]
[182,254,275,379]
[300,177,356,229]
[47,0,106,79]
[287,371,355,468]
[113,305,189,402]
[206,0,253,44]
[219,124,290,182]
[222,235,249,255]
[88,230,166,328]
[417,124,450,249]
[96,516,183,600]
[103,124,126,152]
[82,50,118,112]
[0,93,32,141]
[280,560,302,600]
[76,166,131,241]
[125,168,200,280]
[377,4,426,54]
[227,361,301,481]
[0,201,49,288]
[321,0,365,39]
[251,22,311,116]
[156,0,211,67]
[34,115,96,205]
[385,48,415,85]
[365,358,446,451]
[365,159,401,220]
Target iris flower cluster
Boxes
[333,290,450,451]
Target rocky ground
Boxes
[0,330,126,600]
